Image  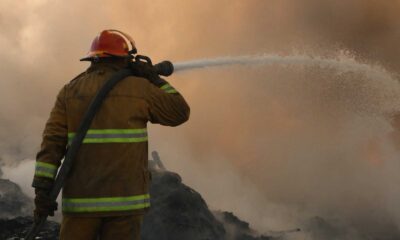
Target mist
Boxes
[1,0,400,239]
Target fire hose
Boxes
[24,56,174,240]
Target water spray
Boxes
[173,54,396,83]
[170,54,400,115]
[143,54,398,87]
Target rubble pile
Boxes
[0,217,59,240]
[0,170,272,240]
[214,211,272,240]
[143,171,272,240]
[0,179,33,218]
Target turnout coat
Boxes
[32,62,190,217]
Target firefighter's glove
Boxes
[133,61,166,87]
[34,188,58,219]
[139,63,166,87]
[132,61,155,78]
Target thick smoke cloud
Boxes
[1,0,400,239]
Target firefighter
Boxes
[31,29,190,240]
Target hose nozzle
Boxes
[154,61,174,77]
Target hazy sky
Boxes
[1,1,400,239]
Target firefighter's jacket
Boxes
[32,62,190,216]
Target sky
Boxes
[1,0,400,239]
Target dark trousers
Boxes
[60,214,143,240]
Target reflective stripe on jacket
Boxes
[32,62,190,216]
[62,194,151,213]
[34,161,58,179]
[68,128,148,144]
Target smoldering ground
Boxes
[1,1,400,239]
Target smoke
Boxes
[1,0,400,239]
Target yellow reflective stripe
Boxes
[63,203,151,212]
[64,194,150,203]
[80,137,148,143]
[160,84,178,94]
[160,84,172,90]
[63,194,151,212]
[36,162,58,169]
[35,172,55,178]
[35,162,58,179]
[166,89,178,94]
[68,128,147,137]
[68,128,148,144]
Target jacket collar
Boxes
[86,61,128,74]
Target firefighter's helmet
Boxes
[80,29,137,61]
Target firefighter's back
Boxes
[61,61,154,217]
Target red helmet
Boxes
[80,29,137,61]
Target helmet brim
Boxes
[80,51,134,62]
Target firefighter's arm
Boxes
[146,78,190,126]
[32,86,68,190]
